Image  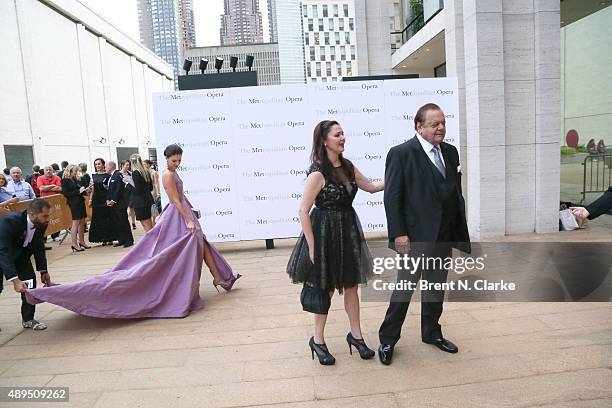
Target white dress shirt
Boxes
[415,133,446,168]
[7,216,38,282]
[24,216,36,247]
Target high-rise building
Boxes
[301,0,391,83]
[220,0,264,46]
[179,0,196,49]
[302,0,359,82]
[273,0,307,83]
[268,0,278,42]
[138,0,196,84]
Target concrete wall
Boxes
[561,6,612,147]
[0,0,174,170]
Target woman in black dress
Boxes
[129,154,154,232]
[61,164,90,252]
[287,120,384,365]
[120,160,137,229]
[88,158,115,245]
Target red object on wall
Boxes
[566,129,579,147]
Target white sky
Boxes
[78,0,270,47]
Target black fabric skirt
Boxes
[88,205,117,242]
[68,198,86,220]
[287,207,373,294]
[134,206,152,221]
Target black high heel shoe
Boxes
[309,336,335,365]
[79,243,91,249]
[346,332,375,359]
[71,245,85,252]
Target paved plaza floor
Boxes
[0,223,611,407]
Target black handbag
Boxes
[300,285,331,315]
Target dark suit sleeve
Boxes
[31,228,48,272]
[108,173,124,202]
[0,219,18,281]
[384,146,408,239]
[449,145,464,196]
[585,187,612,220]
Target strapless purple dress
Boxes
[26,172,240,318]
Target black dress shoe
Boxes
[123,242,134,248]
[378,344,394,365]
[422,337,458,353]
[113,242,123,247]
[44,246,52,250]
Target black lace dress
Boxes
[287,163,373,293]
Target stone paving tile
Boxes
[0,229,610,407]
[93,377,315,408]
[394,368,612,408]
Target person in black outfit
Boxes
[378,103,471,365]
[61,165,90,252]
[571,187,612,221]
[0,199,53,331]
[129,154,154,232]
[287,120,384,365]
[105,161,134,247]
[88,158,116,245]
[56,161,68,178]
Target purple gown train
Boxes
[26,172,239,319]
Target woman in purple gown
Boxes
[26,144,240,318]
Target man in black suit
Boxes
[105,161,133,247]
[378,103,471,365]
[0,199,53,331]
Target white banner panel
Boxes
[307,81,387,233]
[152,77,459,242]
[384,77,460,152]
[152,90,240,242]
[231,84,310,240]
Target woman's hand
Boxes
[186,219,195,232]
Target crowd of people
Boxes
[1,155,163,251]
[4,103,605,366]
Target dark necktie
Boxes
[432,146,446,178]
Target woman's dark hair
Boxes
[0,176,6,187]
[93,157,106,168]
[310,120,353,180]
[164,144,183,158]
[414,102,442,131]
[51,163,59,171]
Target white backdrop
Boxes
[153,77,460,242]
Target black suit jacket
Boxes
[107,170,128,209]
[384,136,471,253]
[585,187,612,220]
[129,170,154,208]
[0,210,47,290]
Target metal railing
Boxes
[390,12,425,48]
[582,154,612,203]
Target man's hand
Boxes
[40,272,51,287]
[395,235,411,254]
[570,207,590,220]
[12,278,27,293]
